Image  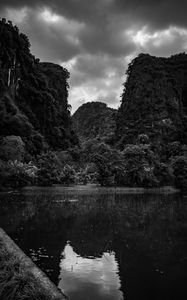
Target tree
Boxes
[122,144,159,187]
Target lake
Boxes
[0,186,186,300]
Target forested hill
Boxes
[0,18,78,156]
[115,53,187,148]
[72,102,117,142]
[0,18,187,190]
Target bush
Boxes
[137,134,150,145]
[36,152,60,186]
[91,154,115,186]
[59,164,77,184]
[75,164,98,184]
[153,161,173,186]
[122,144,159,187]
[0,136,25,161]
[171,156,187,191]
[0,160,38,189]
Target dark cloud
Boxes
[67,54,124,84]
[24,9,82,62]
[112,0,187,29]
[2,7,83,62]
[0,0,187,111]
[1,0,187,28]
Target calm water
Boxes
[0,186,187,300]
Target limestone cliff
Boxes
[0,18,78,158]
[116,53,187,148]
[73,102,117,142]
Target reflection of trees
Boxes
[68,193,186,262]
[0,192,74,283]
[0,193,37,232]
[65,193,187,299]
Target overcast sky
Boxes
[0,0,187,112]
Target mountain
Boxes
[72,101,117,142]
[0,18,78,158]
[115,53,187,149]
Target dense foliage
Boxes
[73,102,117,143]
[171,156,187,191]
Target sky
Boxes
[0,0,187,112]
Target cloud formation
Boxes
[0,0,187,112]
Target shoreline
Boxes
[0,184,181,195]
[0,228,67,300]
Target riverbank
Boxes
[0,228,67,300]
[0,184,181,195]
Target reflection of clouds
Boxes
[58,243,123,299]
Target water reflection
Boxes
[58,243,123,299]
[0,187,186,300]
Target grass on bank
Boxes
[0,240,52,300]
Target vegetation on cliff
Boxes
[116,53,187,149]
[113,53,187,190]
[0,18,78,155]
[0,18,79,189]
[72,101,117,143]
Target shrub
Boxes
[137,134,150,145]
[171,156,187,191]
[122,144,159,187]
[59,164,77,184]
[0,136,25,161]
[0,160,38,189]
[75,164,98,184]
[36,152,60,186]
[154,162,173,186]
[91,154,115,186]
